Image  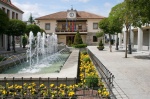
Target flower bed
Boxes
[79,51,109,98]
[0,51,109,98]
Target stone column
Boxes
[137,27,143,51]
[149,29,150,55]
[118,33,122,47]
[130,29,134,48]
[123,31,126,49]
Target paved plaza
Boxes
[88,46,150,99]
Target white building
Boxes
[0,0,23,50]
[118,25,150,54]
[35,8,105,46]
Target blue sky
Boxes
[11,0,123,21]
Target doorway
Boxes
[66,36,74,46]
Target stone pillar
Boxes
[118,33,122,47]
[149,29,150,55]
[123,31,126,49]
[130,29,134,48]
[137,27,143,51]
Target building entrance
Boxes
[66,36,74,46]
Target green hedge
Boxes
[72,44,87,48]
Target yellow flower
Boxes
[50,84,54,88]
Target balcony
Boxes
[55,27,87,33]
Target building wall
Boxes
[0,1,23,50]
[87,19,101,32]
[58,35,66,44]
[143,30,149,46]
[38,20,57,34]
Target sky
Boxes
[11,0,124,21]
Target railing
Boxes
[0,77,102,99]
[88,49,117,99]
[55,28,87,32]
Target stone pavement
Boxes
[88,46,150,99]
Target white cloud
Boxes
[11,0,50,21]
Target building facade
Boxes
[118,24,150,54]
[0,0,23,50]
[35,8,105,46]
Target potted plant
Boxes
[97,39,104,50]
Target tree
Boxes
[73,31,83,45]
[0,9,9,34]
[7,19,26,52]
[40,28,46,33]
[99,18,116,52]
[26,24,41,36]
[0,9,9,50]
[109,3,124,50]
[125,0,150,27]
[28,13,34,24]
[109,2,132,58]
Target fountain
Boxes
[1,31,70,74]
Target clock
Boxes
[69,12,74,17]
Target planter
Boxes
[97,46,104,50]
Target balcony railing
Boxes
[55,27,87,32]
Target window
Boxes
[93,36,97,42]
[45,23,50,30]
[12,12,15,19]
[78,24,82,29]
[93,23,98,29]
[7,9,10,18]
[16,13,18,19]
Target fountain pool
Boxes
[0,31,71,74]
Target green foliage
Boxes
[72,44,87,48]
[99,40,103,47]
[97,40,104,50]
[81,51,87,55]
[96,31,104,38]
[7,19,26,36]
[125,0,150,27]
[40,28,46,33]
[0,9,9,34]
[22,35,28,48]
[26,24,41,36]
[73,31,83,45]
[83,57,90,63]
[28,13,34,24]
[85,75,99,88]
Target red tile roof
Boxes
[35,11,105,20]
[0,0,24,13]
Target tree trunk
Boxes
[12,35,16,53]
[125,26,129,58]
[115,33,119,50]
[109,34,112,52]
[7,35,10,51]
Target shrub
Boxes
[81,51,87,55]
[85,75,99,88]
[83,57,90,62]
[73,31,83,45]
[72,44,87,48]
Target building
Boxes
[35,8,105,46]
[118,25,150,54]
[0,0,23,50]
